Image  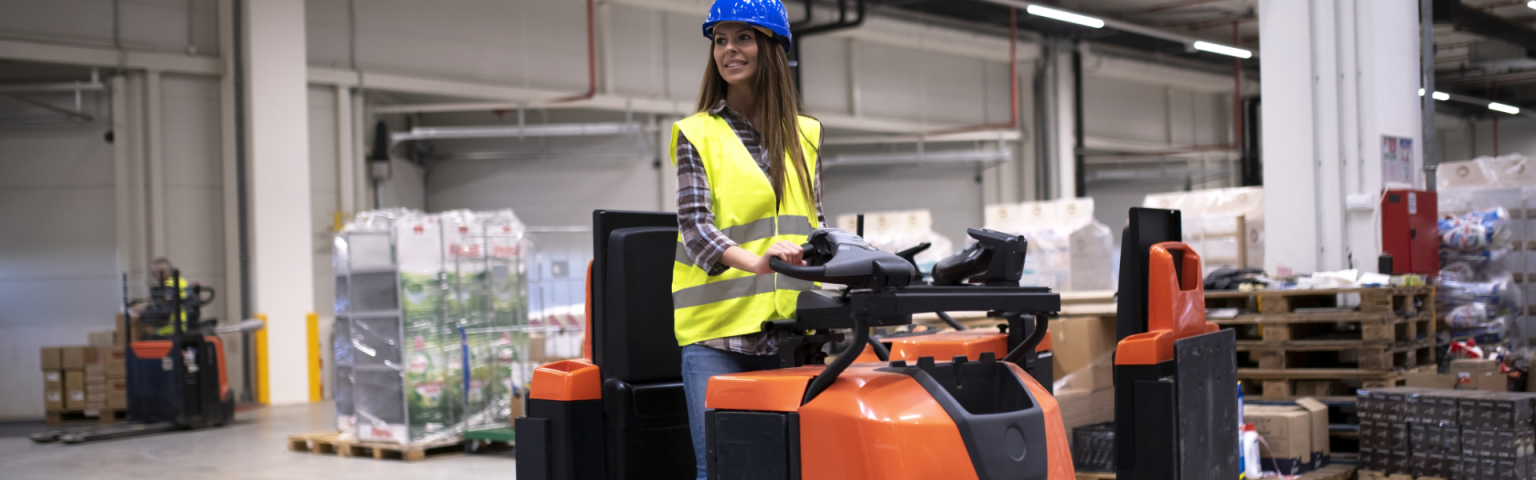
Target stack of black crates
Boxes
[1071,422,1116,472]
[1358,386,1536,479]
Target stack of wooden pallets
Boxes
[1205,285,1437,399]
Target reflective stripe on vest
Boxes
[668,113,821,346]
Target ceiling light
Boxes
[1529,0,1535,10]
[1025,5,1105,28]
[1489,102,1521,115]
[1433,91,1450,101]
[1193,41,1252,59]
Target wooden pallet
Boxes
[287,431,464,462]
[1296,464,1356,480]
[1074,464,1352,480]
[1359,471,1444,480]
[1239,366,1431,399]
[1215,311,1434,346]
[45,409,126,425]
[1206,285,1434,316]
[1238,338,1436,371]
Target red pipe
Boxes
[551,0,597,104]
[918,7,1017,137]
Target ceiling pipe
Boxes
[791,0,866,96]
[550,0,597,104]
[975,0,1260,58]
[915,5,1018,137]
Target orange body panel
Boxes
[1116,242,1219,366]
[131,340,173,359]
[888,331,1007,363]
[858,327,1053,364]
[710,362,1077,480]
[529,359,602,401]
[798,365,980,480]
[1016,363,1078,480]
[706,366,819,412]
[206,336,229,400]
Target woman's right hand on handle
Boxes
[720,242,806,275]
[753,241,806,274]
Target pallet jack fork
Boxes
[517,210,1074,480]
[30,269,252,444]
[1112,207,1239,480]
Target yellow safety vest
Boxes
[669,112,821,346]
[155,277,190,336]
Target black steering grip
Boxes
[768,257,826,280]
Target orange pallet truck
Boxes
[1112,207,1239,480]
[517,210,1075,480]
[30,269,238,444]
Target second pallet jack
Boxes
[30,270,256,444]
[1111,207,1240,480]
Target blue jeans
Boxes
[681,344,781,480]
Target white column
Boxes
[246,0,314,405]
[1260,0,1422,275]
[1054,43,1077,199]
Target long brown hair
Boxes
[695,33,813,204]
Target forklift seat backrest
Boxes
[590,210,682,384]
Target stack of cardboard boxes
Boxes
[40,323,128,420]
[41,346,89,414]
[86,329,128,413]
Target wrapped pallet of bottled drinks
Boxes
[333,208,534,445]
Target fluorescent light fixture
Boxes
[1433,91,1450,101]
[1490,102,1521,115]
[1529,0,1535,10]
[1419,88,1424,96]
[1025,5,1104,28]
[1193,41,1252,59]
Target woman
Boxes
[670,0,824,478]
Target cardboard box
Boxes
[40,346,62,370]
[64,371,86,410]
[1450,358,1501,373]
[1404,370,1506,391]
[61,345,89,370]
[105,347,126,378]
[44,389,63,412]
[42,370,62,389]
[88,330,116,348]
[107,378,127,410]
[1049,313,1116,385]
[1296,397,1332,460]
[1247,408,1313,474]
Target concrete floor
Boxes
[0,402,516,479]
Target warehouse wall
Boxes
[0,92,119,419]
[303,0,1231,247]
[1442,116,1536,162]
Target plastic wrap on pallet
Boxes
[1145,187,1266,273]
[336,208,533,445]
[982,198,1114,292]
[1053,350,1116,431]
[1438,201,1525,346]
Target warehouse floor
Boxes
[0,402,515,479]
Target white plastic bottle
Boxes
[1242,424,1261,479]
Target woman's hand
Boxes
[752,241,806,274]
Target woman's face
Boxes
[712,22,759,87]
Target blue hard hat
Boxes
[702,0,793,52]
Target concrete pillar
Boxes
[245,0,314,405]
[1260,0,1424,275]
